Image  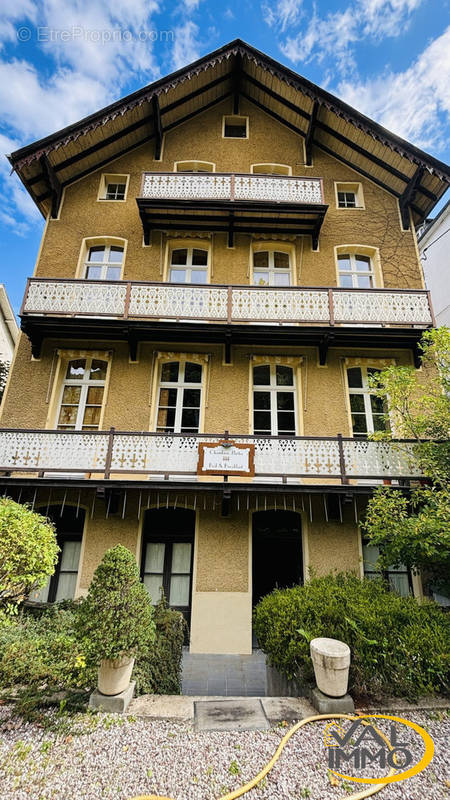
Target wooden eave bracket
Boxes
[305,100,319,166]
[152,95,163,160]
[39,154,62,218]
[399,166,424,230]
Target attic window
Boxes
[335,182,364,210]
[223,116,248,139]
[99,174,129,202]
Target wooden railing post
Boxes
[426,290,437,327]
[227,286,233,323]
[123,282,132,320]
[337,433,349,485]
[328,288,335,326]
[104,427,115,480]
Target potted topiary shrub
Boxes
[77,545,155,696]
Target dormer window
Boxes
[223,115,248,138]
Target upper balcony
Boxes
[136,173,328,248]
[21,278,434,363]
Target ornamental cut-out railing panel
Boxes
[140,172,324,204]
[22,280,434,326]
[0,429,422,481]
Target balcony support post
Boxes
[224,331,232,364]
[128,334,138,363]
[228,210,235,247]
[337,433,349,485]
[104,427,115,480]
[318,333,333,366]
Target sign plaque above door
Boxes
[197,440,255,477]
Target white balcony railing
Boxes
[140,172,325,205]
[22,280,434,327]
[0,428,422,481]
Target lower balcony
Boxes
[0,428,422,484]
[20,279,434,364]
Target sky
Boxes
[0,0,449,315]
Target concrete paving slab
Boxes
[261,697,316,725]
[195,698,270,731]
[128,694,194,720]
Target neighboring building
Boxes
[0,284,18,363]
[417,200,450,326]
[1,41,449,654]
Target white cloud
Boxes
[338,26,450,151]
[171,20,201,70]
[263,0,303,32]
[277,0,425,75]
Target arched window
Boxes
[252,249,291,286]
[337,253,375,288]
[57,357,108,430]
[169,247,208,284]
[156,361,203,433]
[251,164,291,176]
[30,506,84,604]
[84,244,124,280]
[253,364,296,436]
[175,161,215,173]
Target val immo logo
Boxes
[324,715,434,785]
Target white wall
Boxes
[419,204,450,327]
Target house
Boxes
[0,285,18,363]
[1,40,448,654]
[417,200,450,327]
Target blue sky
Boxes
[0,0,449,315]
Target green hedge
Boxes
[133,596,186,695]
[0,598,185,698]
[253,573,450,701]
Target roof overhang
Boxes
[8,40,449,227]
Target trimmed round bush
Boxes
[76,545,155,664]
[253,573,450,700]
[0,498,59,622]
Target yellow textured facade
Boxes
[1,98,426,653]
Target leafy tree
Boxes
[0,498,59,623]
[361,328,450,596]
[76,545,155,664]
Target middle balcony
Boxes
[136,172,328,248]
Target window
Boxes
[338,253,374,288]
[169,247,208,284]
[156,361,203,433]
[347,367,388,438]
[84,245,124,280]
[57,357,107,430]
[30,507,84,604]
[143,540,193,607]
[338,191,356,208]
[253,364,296,436]
[223,115,248,138]
[363,541,412,597]
[335,182,364,209]
[98,173,129,201]
[253,250,291,286]
[251,164,291,175]
[175,161,214,173]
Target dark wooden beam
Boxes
[232,54,242,114]
[318,333,334,366]
[152,95,163,160]
[241,91,307,137]
[399,166,424,230]
[58,133,155,192]
[314,140,401,198]
[39,155,62,218]
[242,72,310,120]
[305,100,318,166]
[164,91,232,133]
[161,72,231,115]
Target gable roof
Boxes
[8,39,450,226]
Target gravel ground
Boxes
[0,704,448,800]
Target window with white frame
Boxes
[335,182,363,209]
[252,250,291,286]
[84,244,124,280]
[338,253,375,288]
[57,357,108,430]
[156,361,203,433]
[175,161,214,173]
[363,541,412,597]
[99,174,128,201]
[169,247,208,283]
[223,115,248,138]
[252,164,291,175]
[253,364,296,436]
[338,191,356,208]
[347,367,388,438]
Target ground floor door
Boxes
[252,510,303,607]
[141,508,195,629]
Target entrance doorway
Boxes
[252,510,303,606]
[141,508,195,628]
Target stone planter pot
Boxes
[98,655,135,696]
[310,638,350,698]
